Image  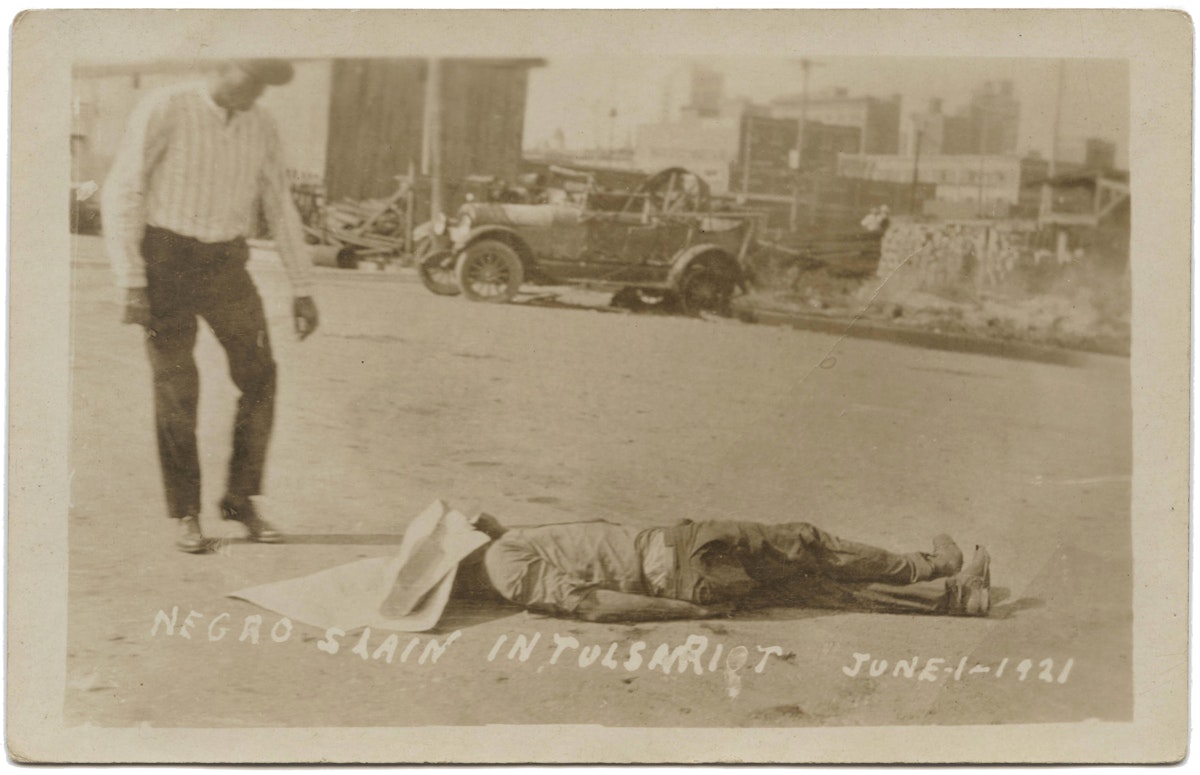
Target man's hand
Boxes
[696,601,737,619]
[293,295,319,340]
[122,288,151,327]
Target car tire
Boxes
[456,240,524,303]
[678,261,735,317]
[611,286,678,313]
[419,249,461,296]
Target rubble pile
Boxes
[742,218,1130,356]
[877,220,1042,291]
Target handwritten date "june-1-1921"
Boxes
[842,653,1074,683]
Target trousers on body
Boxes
[659,520,952,615]
[141,226,277,519]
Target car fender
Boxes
[667,244,744,291]
[458,225,535,268]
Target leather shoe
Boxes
[176,516,208,553]
[947,546,991,616]
[219,495,283,543]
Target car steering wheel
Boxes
[625,168,712,217]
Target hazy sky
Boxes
[525,56,1129,166]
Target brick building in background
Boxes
[769,87,902,155]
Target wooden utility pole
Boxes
[424,58,444,219]
[741,114,752,195]
[793,58,823,232]
[608,107,617,158]
[1049,59,1065,178]
[789,177,799,232]
[910,121,924,215]
[977,121,987,217]
[796,58,814,166]
[795,59,811,230]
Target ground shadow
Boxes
[702,605,840,626]
[519,291,756,322]
[724,585,1018,623]
[517,292,628,315]
[212,533,407,547]
[988,593,1046,620]
[431,598,526,632]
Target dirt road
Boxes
[66,235,1132,729]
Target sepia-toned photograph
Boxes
[7,8,1191,764]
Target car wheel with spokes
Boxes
[418,249,460,296]
[456,240,524,303]
[678,261,735,317]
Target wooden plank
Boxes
[436,60,529,183]
[325,58,425,200]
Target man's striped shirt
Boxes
[103,83,313,294]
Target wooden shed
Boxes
[325,58,544,201]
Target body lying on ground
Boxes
[451,514,991,622]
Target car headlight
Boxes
[432,212,448,236]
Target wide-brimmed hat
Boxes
[228,500,490,632]
[233,58,295,86]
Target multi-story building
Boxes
[837,152,1023,217]
[769,87,902,155]
[802,121,863,169]
[689,65,725,119]
[726,114,865,195]
[941,115,976,155]
[967,80,1020,155]
[905,82,1020,158]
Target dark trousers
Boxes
[141,226,277,519]
[661,520,950,614]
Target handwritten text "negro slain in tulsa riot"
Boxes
[149,608,786,677]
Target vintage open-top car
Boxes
[419,167,756,316]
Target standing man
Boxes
[103,59,319,553]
